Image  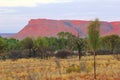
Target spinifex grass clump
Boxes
[66,62,93,73]
[66,64,81,73]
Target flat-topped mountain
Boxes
[13,19,120,39]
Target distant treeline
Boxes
[0,31,120,60]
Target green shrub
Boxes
[66,63,93,73]
[66,64,81,73]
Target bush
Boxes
[6,50,29,60]
[66,64,81,73]
[0,53,9,60]
[55,50,72,59]
[66,62,93,73]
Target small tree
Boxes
[57,32,67,49]
[65,32,76,51]
[101,34,120,54]
[34,37,49,59]
[88,19,100,79]
[47,37,59,51]
[0,37,6,60]
[57,31,76,51]
[0,38,5,49]
[75,34,85,60]
[21,37,34,57]
[5,38,21,51]
[0,37,6,55]
[34,37,48,48]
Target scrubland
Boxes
[0,55,120,80]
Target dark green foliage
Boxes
[34,37,48,48]
[21,37,34,57]
[21,37,34,49]
[47,37,59,51]
[101,34,120,54]
[33,37,52,59]
[75,37,86,60]
[57,32,67,49]
[5,38,21,51]
[0,37,6,53]
[1,29,120,60]
[57,32,76,50]
[65,32,76,51]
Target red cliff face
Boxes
[13,19,120,39]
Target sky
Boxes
[0,0,120,33]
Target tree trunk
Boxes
[29,49,31,57]
[78,48,81,60]
[111,48,114,54]
[93,50,96,80]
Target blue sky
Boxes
[0,0,120,33]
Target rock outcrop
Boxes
[13,19,120,39]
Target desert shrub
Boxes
[66,64,81,73]
[0,53,10,60]
[7,50,29,60]
[33,47,54,59]
[8,50,23,59]
[113,49,120,54]
[96,50,112,55]
[55,50,72,58]
[66,62,93,73]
